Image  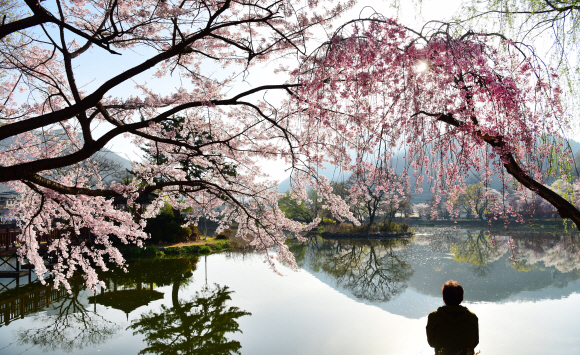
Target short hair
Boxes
[442,280,464,306]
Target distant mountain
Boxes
[0,148,134,193]
[92,149,134,183]
[279,140,580,204]
[277,163,351,193]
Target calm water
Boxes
[1,230,580,354]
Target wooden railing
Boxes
[0,229,20,250]
[0,285,68,326]
[0,228,92,251]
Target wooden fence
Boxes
[0,228,91,252]
[0,285,68,326]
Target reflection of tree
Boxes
[431,230,580,276]
[101,257,199,290]
[291,238,413,302]
[96,257,199,313]
[449,231,505,277]
[129,284,251,355]
[514,236,580,273]
[16,278,120,352]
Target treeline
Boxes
[413,179,580,220]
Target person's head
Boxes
[442,280,464,306]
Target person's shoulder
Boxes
[462,306,477,315]
[462,306,479,321]
[427,309,441,327]
[428,307,444,318]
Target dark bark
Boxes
[436,112,580,229]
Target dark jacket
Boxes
[426,305,479,355]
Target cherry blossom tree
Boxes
[348,158,409,232]
[0,0,355,291]
[292,18,579,226]
[2,1,579,292]
[413,203,431,219]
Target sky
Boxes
[22,0,578,183]
[86,0,467,182]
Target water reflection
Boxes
[1,231,579,354]
[291,238,413,301]
[432,230,580,274]
[447,230,505,276]
[290,231,580,309]
[15,278,120,353]
[92,257,200,318]
[413,231,580,299]
[129,284,251,355]
[1,256,252,355]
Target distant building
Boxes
[0,191,19,220]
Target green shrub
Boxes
[377,221,410,233]
[183,245,197,253]
[199,245,211,254]
[184,224,201,241]
[321,217,336,224]
[215,228,235,240]
[164,247,182,255]
[144,202,201,243]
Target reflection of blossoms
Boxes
[507,238,517,264]
[429,231,580,274]
[16,285,120,353]
[514,239,580,273]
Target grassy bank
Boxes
[313,221,414,239]
[122,236,233,259]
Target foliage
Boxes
[321,217,336,224]
[215,228,235,240]
[378,222,411,233]
[278,193,316,223]
[129,284,251,355]
[144,202,199,243]
[453,184,501,219]
[139,115,238,183]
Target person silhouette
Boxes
[426,280,479,355]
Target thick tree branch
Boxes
[430,111,580,228]
[0,83,300,182]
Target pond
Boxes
[1,230,579,355]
